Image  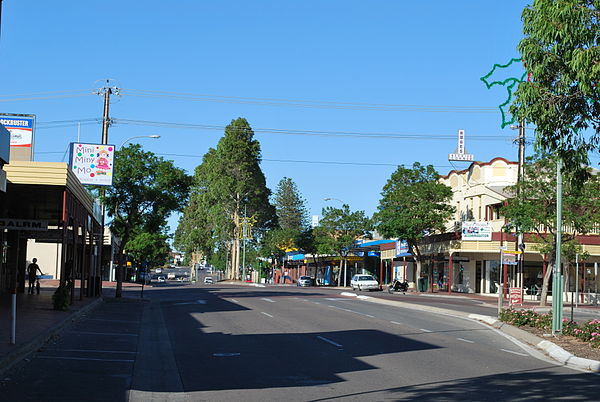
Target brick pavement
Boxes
[0,280,143,375]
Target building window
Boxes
[486,203,503,220]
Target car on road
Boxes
[157,276,166,283]
[296,276,312,287]
[204,277,214,284]
[350,274,380,291]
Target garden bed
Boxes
[499,309,600,362]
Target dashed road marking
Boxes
[43,349,137,354]
[317,336,343,348]
[261,298,275,303]
[390,321,402,325]
[261,312,274,318]
[501,348,528,357]
[230,299,239,303]
[37,356,134,363]
[70,332,138,337]
[457,338,475,344]
[419,329,432,333]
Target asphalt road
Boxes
[2,283,598,401]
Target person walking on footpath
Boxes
[27,258,43,294]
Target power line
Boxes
[122,88,498,113]
[34,150,455,169]
[113,118,521,142]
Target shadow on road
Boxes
[307,368,599,401]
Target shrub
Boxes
[52,285,70,311]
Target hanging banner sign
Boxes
[69,142,115,186]
[395,240,409,256]
[461,221,492,241]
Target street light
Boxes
[119,135,160,149]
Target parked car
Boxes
[350,274,380,291]
[204,277,214,284]
[297,276,312,287]
[157,276,166,283]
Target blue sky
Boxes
[1,1,553,233]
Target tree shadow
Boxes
[308,368,600,401]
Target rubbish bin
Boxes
[418,277,428,292]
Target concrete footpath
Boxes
[0,280,144,377]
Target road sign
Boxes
[509,287,523,305]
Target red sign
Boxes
[509,287,523,305]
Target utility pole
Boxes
[552,157,564,333]
[97,82,120,297]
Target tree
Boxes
[313,204,372,286]
[501,154,600,306]
[511,0,600,171]
[175,118,276,279]
[127,232,170,268]
[259,177,309,277]
[273,177,309,232]
[374,163,454,291]
[101,144,191,296]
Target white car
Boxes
[297,276,312,287]
[351,274,380,291]
[204,277,214,284]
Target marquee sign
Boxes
[448,129,474,162]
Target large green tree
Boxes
[502,154,600,306]
[175,118,276,279]
[313,204,371,287]
[273,177,308,232]
[374,163,454,290]
[511,0,600,171]
[260,177,309,271]
[101,144,191,295]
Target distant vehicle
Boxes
[350,275,380,291]
[297,276,312,287]
[157,276,166,283]
[155,268,162,274]
[167,273,176,279]
[204,277,214,284]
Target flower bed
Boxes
[499,308,600,348]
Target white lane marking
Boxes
[213,353,241,357]
[357,295,371,300]
[340,292,357,297]
[313,301,321,305]
[70,332,138,337]
[261,298,275,303]
[317,336,343,348]
[43,349,137,354]
[230,299,239,303]
[173,300,207,305]
[252,284,266,287]
[501,348,529,357]
[261,312,274,318]
[457,338,475,344]
[328,305,375,318]
[419,329,432,333]
[325,298,346,301]
[88,319,141,324]
[37,356,134,363]
[390,321,402,325]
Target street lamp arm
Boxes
[119,135,160,149]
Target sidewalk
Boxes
[0,280,143,376]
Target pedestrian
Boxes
[27,258,43,294]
